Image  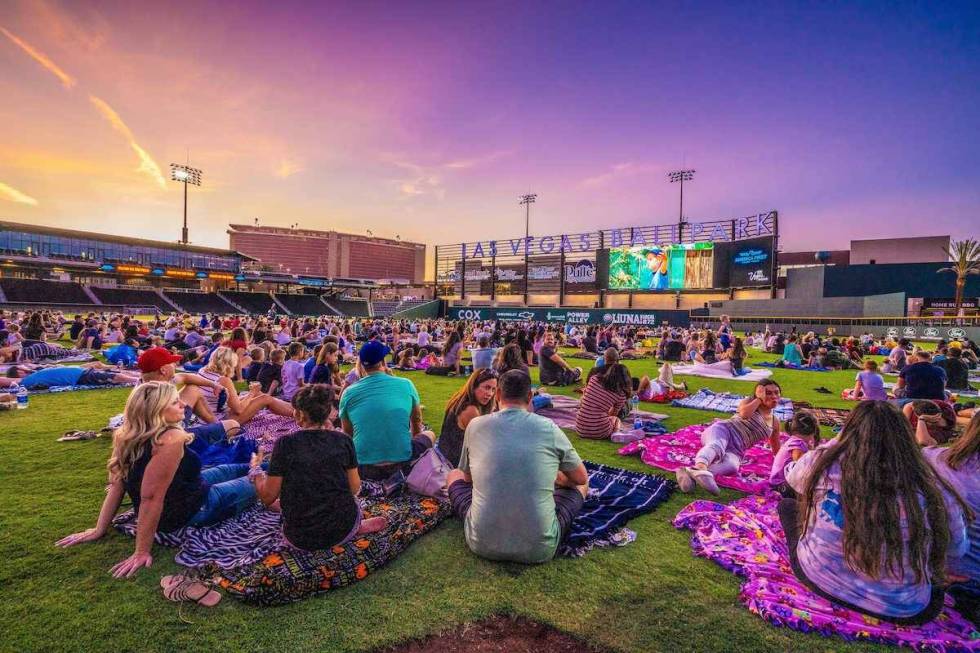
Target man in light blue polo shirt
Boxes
[339,340,435,479]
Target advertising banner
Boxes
[446,307,690,327]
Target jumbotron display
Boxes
[607,242,714,290]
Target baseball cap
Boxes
[137,347,183,373]
[358,340,390,366]
[949,341,962,349]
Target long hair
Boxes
[944,412,980,471]
[798,401,955,584]
[494,342,527,374]
[445,368,498,418]
[107,382,190,481]
[206,346,238,378]
[600,363,633,398]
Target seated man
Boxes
[936,345,971,391]
[538,332,582,386]
[895,350,947,402]
[446,369,588,564]
[6,363,140,389]
[339,340,436,480]
[138,347,224,424]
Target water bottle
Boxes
[16,386,28,410]
[631,395,640,430]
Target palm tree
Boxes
[938,238,980,316]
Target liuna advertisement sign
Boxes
[447,307,690,327]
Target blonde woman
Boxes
[56,382,257,579]
[199,346,294,424]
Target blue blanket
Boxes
[671,387,795,421]
[758,361,829,372]
[559,461,675,557]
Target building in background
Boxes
[228,224,426,284]
[848,236,950,265]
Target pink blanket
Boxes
[674,493,980,652]
[617,422,782,494]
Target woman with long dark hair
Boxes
[574,362,632,439]
[782,401,969,624]
[494,342,529,376]
[438,368,498,466]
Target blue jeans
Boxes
[187,464,256,527]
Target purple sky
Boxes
[1,0,978,261]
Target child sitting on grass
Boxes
[769,411,820,495]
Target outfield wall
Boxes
[446,306,690,327]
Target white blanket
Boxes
[671,361,773,382]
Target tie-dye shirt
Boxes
[923,446,978,580]
[785,439,968,618]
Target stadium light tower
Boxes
[170,163,202,245]
[667,169,695,225]
[519,193,537,304]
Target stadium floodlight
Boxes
[519,193,537,304]
[667,169,695,225]
[170,163,203,245]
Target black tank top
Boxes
[437,410,467,468]
[125,442,208,532]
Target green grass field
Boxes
[0,346,920,652]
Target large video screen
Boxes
[607,242,714,290]
[728,237,774,287]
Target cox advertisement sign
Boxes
[447,307,690,326]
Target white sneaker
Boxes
[689,468,721,496]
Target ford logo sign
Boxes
[903,327,916,337]
[948,327,966,339]
[924,327,939,338]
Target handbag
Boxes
[405,446,452,498]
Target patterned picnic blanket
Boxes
[618,422,786,494]
[758,361,830,372]
[24,382,138,395]
[671,362,773,382]
[536,394,668,431]
[672,388,795,422]
[560,461,675,557]
[794,405,851,431]
[673,493,980,652]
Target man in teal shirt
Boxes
[446,369,589,563]
[339,340,435,479]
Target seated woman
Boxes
[55,382,259,579]
[781,401,968,625]
[842,359,888,401]
[310,342,345,395]
[676,379,783,495]
[493,342,529,376]
[782,335,803,366]
[394,347,418,370]
[438,368,498,466]
[251,385,385,551]
[198,347,294,424]
[574,363,632,439]
[695,332,719,364]
[720,337,747,376]
[924,412,980,618]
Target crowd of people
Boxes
[4,306,974,624]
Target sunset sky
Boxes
[1,0,978,261]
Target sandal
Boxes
[161,574,221,607]
[674,467,695,493]
[58,430,98,442]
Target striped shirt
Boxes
[574,376,628,439]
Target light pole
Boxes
[519,193,537,304]
[667,169,694,228]
[170,163,202,245]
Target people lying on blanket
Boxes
[197,347,294,425]
[3,361,140,390]
[574,363,632,440]
[768,411,820,495]
[105,339,140,368]
[637,361,686,396]
[438,368,499,467]
[923,412,980,617]
[779,401,969,625]
[493,342,529,376]
[446,370,588,564]
[339,341,436,481]
[675,379,783,496]
[538,332,582,386]
[250,384,386,551]
[56,382,261,578]
[903,400,957,447]
[894,350,947,402]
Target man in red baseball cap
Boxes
[138,347,223,424]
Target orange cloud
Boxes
[0,182,39,206]
[0,25,76,88]
[88,95,166,188]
